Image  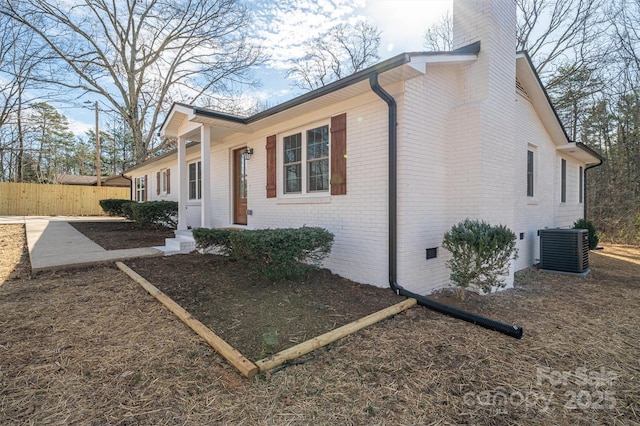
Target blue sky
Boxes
[67,0,452,135]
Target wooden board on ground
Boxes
[118,260,417,378]
[116,261,259,378]
[255,298,417,373]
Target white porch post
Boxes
[177,135,188,231]
[200,125,212,228]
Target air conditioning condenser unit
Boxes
[539,228,589,273]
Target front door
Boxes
[233,147,248,225]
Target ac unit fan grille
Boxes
[539,229,589,273]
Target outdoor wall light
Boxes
[243,147,254,160]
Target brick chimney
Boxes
[448,0,519,287]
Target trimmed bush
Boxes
[127,201,178,228]
[121,202,135,221]
[194,226,334,281]
[573,218,599,250]
[192,227,234,254]
[230,227,334,281]
[442,219,518,300]
[99,199,134,217]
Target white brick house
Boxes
[126,0,602,295]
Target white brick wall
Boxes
[511,94,586,271]
[396,65,458,294]
[207,91,393,288]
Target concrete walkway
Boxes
[1,216,162,272]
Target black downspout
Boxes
[121,173,133,200]
[368,73,399,293]
[584,160,603,220]
[368,72,523,339]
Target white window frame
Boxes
[526,145,538,204]
[188,161,202,200]
[135,176,145,202]
[281,121,330,196]
[160,168,168,196]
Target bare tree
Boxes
[609,0,640,88]
[423,1,606,75]
[0,15,49,181]
[423,10,453,51]
[516,0,606,77]
[287,21,381,91]
[1,0,264,162]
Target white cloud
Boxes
[242,0,453,107]
[68,117,93,137]
[250,0,367,70]
[250,0,452,74]
[362,0,452,55]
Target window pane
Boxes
[308,159,329,192]
[284,134,301,193]
[197,162,202,200]
[188,162,202,200]
[188,164,195,199]
[307,125,329,192]
[284,134,301,164]
[307,126,329,160]
[238,152,247,198]
[527,150,534,197]
[561,159,566,202]
[285,164,301,193]
[136,177,145,202]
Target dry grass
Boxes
[1,224,639,425]
[0,225,29,284]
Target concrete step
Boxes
[152,245,183,256]
[158,229,196,255]
[175,229,194,238]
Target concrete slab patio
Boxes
[0,216,163,272]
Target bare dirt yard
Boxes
[69,221,175,250]
[1,222,639,425]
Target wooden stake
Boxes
[116,261,259,379]
[255,298,417,373]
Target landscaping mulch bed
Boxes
[126,254,401,361]
[69,221,175,250]
[1,222,639,425]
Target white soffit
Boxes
[160,104,193,138]
[556,144,600,164]
[409,53,478,73]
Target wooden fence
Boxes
[0,182,130,216]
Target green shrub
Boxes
[573,218,599,250]
[229,227,333,281]
[127,201,178,228]
[121,202,135,221]
[193,226,334,280]
[192,227,234,254]
[99,199,134,217]
[442,219,518,300]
